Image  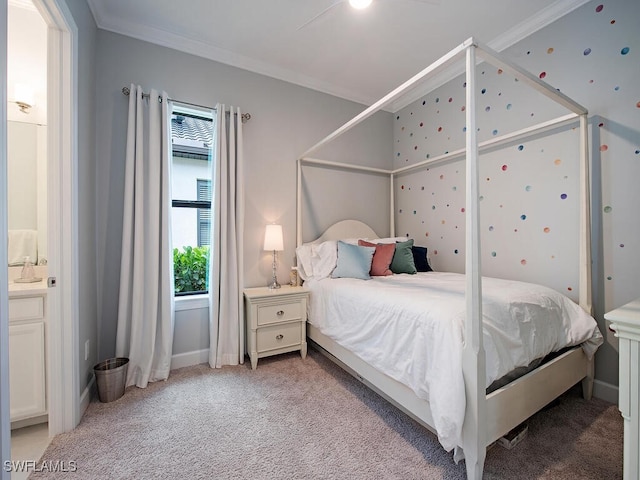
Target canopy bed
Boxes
[294,38,602,479]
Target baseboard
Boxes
[80,376,96,418]
[592,379,618,405]
[171,349,210,370]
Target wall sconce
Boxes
[14,83,35,114]
[263,224,284,289]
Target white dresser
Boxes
[8,279,48,426]
[605,297,640,480]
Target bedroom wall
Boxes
[94,30,393,361]
[393,0,639,396]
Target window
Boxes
[170,105,215,296]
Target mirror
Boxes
[7,120,47,266]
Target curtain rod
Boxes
[121,86,251,123]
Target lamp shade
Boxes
[263,224,284,251]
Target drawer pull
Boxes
[276,310,285,316]
[276,334,284,340]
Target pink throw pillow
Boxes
[358,240,394,276]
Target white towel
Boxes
[8,229,38,266]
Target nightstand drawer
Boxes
[257,302,302,326]
[257,322,301,352]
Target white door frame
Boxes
[37,0,79,436]
[1,0,12,477]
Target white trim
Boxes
[79,376,95,417]
[86,0,588,110]
[171,349,210,370]
[1,1,11,477]
[592,379,618,405]
[36,0,79,435]
[174,294,209,312]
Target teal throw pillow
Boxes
[391,239,417,274]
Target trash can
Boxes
[94,357,129,403]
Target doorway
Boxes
[1,0,78,476]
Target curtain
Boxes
[209,105,245,368]
[116,84,175,388]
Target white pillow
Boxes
[369,236,408,244]
[296,240,339,281]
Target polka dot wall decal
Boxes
[461,208,465,213]
[461,106,466,111]
[454,249,459,254]
[607,276,612,281]
[547,48,554,54]
[432,205,436,210]
[485,106,491,112]
[401,185,404,189]
[521,259,527,265]
[561,193,567,199]
[413,210,417,214]
[481,88,486,94]
[603,206,612,213]
[517,145,524,151]
[525,185,532,192]
[621,47,630,55]
[567,287,573,292]
[437,127,443,132]
[544,227,550,233]
[539,72,546,79]
[598,122,604,127]
[635,150,640,155]
[520,214,527,220]
[583,48,591,56]
[600,145,608,151]
[489,226,494,231]
[506,104,512,110]
[435,98,440,103]
[434,250,438,255]
[637,102,640,108]
[448,97,453,103]
[492,129,498,135]
[497,69,503,74]
[554,159,562,165]
[422,100,426,105]
[419,122,423,127]
[439,174,444,180]
[614,86,620,91]
[620,244,625,248]
[501,165,508,171]
[595,4,603,12]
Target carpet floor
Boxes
[31,349,622,479]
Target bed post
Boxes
[390,173,395,237]
[461,41,487,480]
[297,158,302,247]
[578,113,592,314]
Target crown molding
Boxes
[388,0,591,112]
[87,0,589,112]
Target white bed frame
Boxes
[296,38,594,480]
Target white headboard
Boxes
[310,220,379,245]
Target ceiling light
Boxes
[349,0,373,9]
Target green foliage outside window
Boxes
[173,246,209,294]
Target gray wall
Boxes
[93,30,393,360]
[64,0,98,395]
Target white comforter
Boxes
[306,272,603,451]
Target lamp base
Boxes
[268,250,280,289]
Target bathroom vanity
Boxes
[8,270,48,426]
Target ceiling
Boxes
[88,0,587,111]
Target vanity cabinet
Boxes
[8,295,47,422]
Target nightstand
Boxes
[244,285,310,370]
